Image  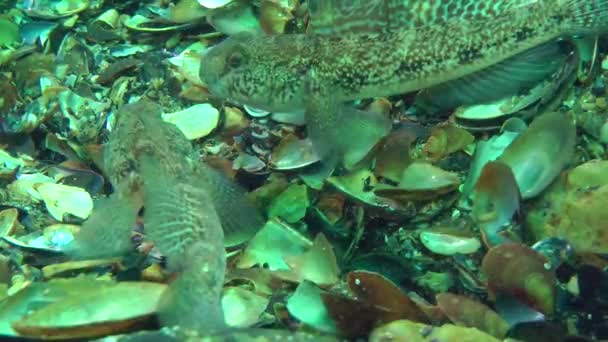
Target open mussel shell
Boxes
[18,0,91,19]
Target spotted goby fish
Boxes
[200,0,608,169]
[68,100,262,333]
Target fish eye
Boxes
[226,51,245,69]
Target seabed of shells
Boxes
[0,0,607,341]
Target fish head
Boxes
[199,32,309,111]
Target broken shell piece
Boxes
[375,162,460,201]
[422,124,474,162]
[56,34,94,76]
[375,127,417,182]
[10,173,54,200]
[233,153,265,172]
[283,234,340,287]
[198,0,233,9]
[435,293,509,339]
[270,135,320,170]
[499,111,576,199]
[207,1,263,35]
[0,209,21,237]
[237,219,313,270]
[267,183,309,223]
[0,149,26,174]
[286,281,337,334]
[168,42,207,86]
[244,105,271,118]
[57,90,111,143]
[222,287,269,328]
[35,183,93,221]
[0,19,20,46]
[123,15,193,32]
[169,0,208,23]
[18,0,90,19]
[460,119,525,197]
[420,231,481,256]
[260,0,294,34]
[162,103,220,140]
[86,9,121,42]
[327,168,408,213]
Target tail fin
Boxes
[564,0,608,32]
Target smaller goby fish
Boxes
[200,0,608,169]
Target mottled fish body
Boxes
[200,0,608,167]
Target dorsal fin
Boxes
[307,0,536,35]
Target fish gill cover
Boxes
[0,0,607,341]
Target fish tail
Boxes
[563,0,608,33]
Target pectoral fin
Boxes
[305,71,391,171]
[67,192,137,259]
[198,163,265,248]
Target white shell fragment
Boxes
[198,0,233,9]
[244,105,271,118]
[36,183,93,221]
[0,149,26,172]
[162,103,220,140]
[167,42,207,86]
[419,231,481,256]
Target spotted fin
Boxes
[305,71,391,170]
[67,192,137,259]
[307,0,529,34]
[415,42,569,111]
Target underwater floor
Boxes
[0,0,607,341]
